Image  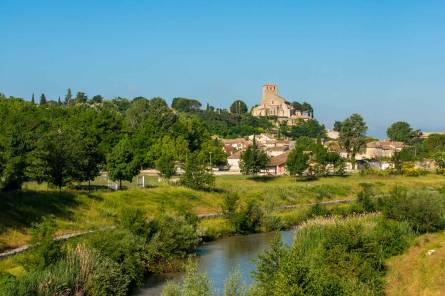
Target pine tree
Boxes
[58,96,62,105]
[31,93,35,104]
[39,93,47,105]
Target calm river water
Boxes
[135,229,295,296]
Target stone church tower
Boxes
[252,84,292,117]
[251,84,312,125]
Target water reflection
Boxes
[136,229,294,296]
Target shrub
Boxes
[23,215,63,271]
[147,214,200,270]
[119,206,149,237]
[356,183,376,212]
[3,244,130,296]
[379,187,445,233]
[231,199,264,234]
[262,215,412,296]
[161,260,213,296]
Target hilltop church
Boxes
[251,84,312,125]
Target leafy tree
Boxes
[433,151,445,169]
[171,97,202,112]
[71,136,103,190]
[239,138,269,175]
[39,93,47,105]
[107,137,140,189]
[64,88,72,104]
[112,97,131,113]
[387,121,419,144]
[253,233,288,294]
[337,113,368,168]
[180,154,214,190]
[196,139,227,167]
[286,147,309,177]
[91,95,104,104]
[280,119,326,140]
[230,100,248,114]
[74,91,88,104]
[156,153,176,179]
[27,127,78,190]
[333,121,342,132]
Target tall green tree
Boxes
[337,113,368,169]
[180,153,214,190]
[386,121,420,144]
[74,91,88,104]
[39,93,47,105]
[155,154,176,179]
[64,88,72,104]
[31,93,35,104]
[230,100,248,114]
[196,139,227,167]
[71,136,103,191]
[107,137,139,189]
[91,95,104,104]
[27,127,77,190]
[286,147,309,177]
[239,138,269,175]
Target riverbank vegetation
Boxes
[1,180,445,295]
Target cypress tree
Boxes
[40,93,47,105]
[64,88,72,104]
[31,93,35,104]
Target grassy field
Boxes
[385,231,445,296]
[0,174,444,253]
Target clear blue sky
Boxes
[1,0,444,138]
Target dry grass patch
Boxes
[386,231,445,296]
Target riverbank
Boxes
[1,174,443,253]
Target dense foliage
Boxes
[1,209,200,295]
[0,93,225,191]
[239,138,269,175]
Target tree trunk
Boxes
[119,180,122,190]
[88,180,91,192]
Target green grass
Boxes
[1,174,444,253]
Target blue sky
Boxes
[1,0,444,137]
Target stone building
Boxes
[251,84,312,125]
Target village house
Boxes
[266,145,290,157]
[361,140,404,159]
[266,151,289,175]
[227,151,241,172]
[221,138,251,155]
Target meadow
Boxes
[1,174,444,253]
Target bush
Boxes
[356,183,376,212]
[379,187,445,233]
[3,244,130,296]
[146,214,200,270]
[161,260,213,296]
[232,199,264,234]
[401,162,427,176]
[260,215,412,296]
[23,215,63,271]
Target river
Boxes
[135,229,295,295]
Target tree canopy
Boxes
[386,121,420,144]
[337,113,368,168]
[172,97,202,112]
[229,100,248,114]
